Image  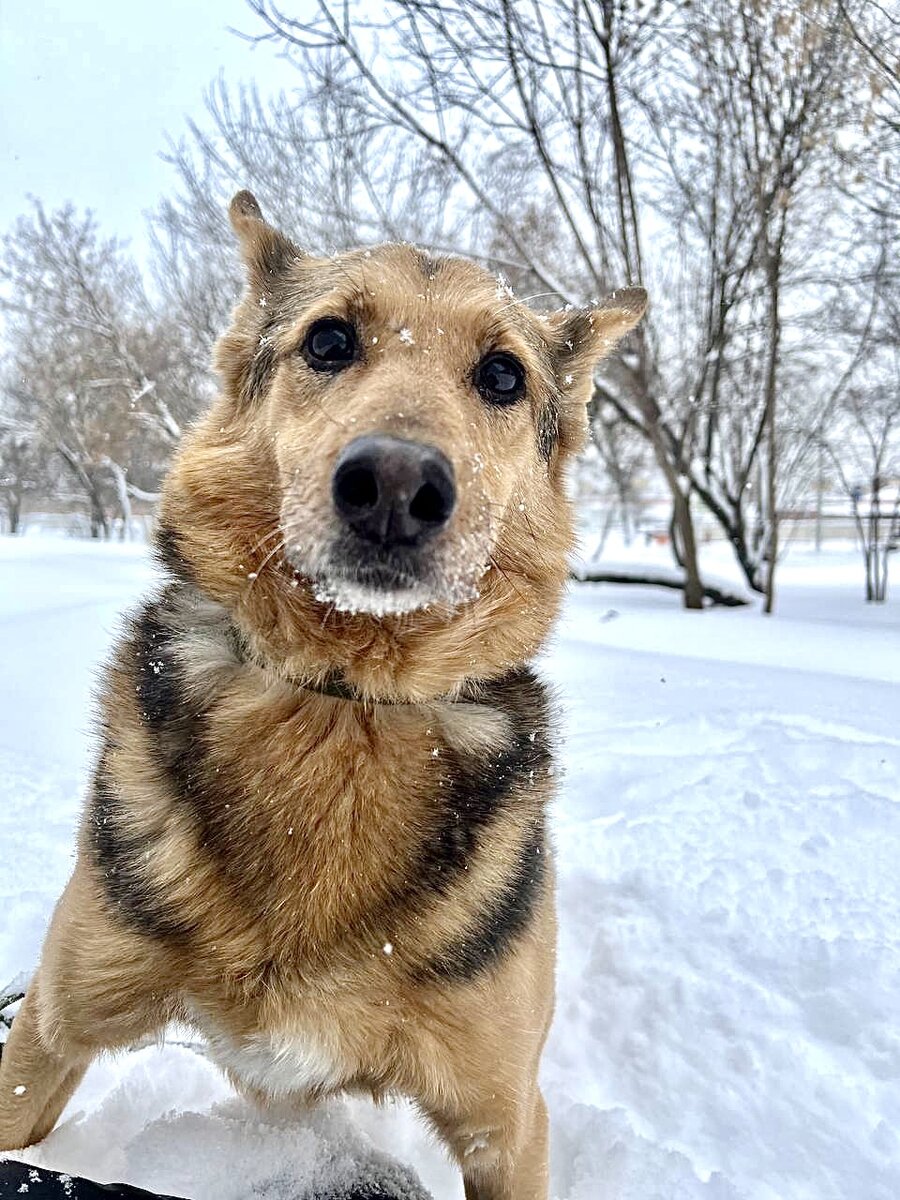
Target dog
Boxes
[0,192,646,1198]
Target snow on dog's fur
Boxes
[0,192,646,1199]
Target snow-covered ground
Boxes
[1,535,898,1199]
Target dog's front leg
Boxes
[0,867,171,1150]
[426,1081,549,1200]
[0,973,92,1150]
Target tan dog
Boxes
[0,193,646,1199]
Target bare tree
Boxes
[818,232,900,601]
[0,422,44,535]
[151,74,464,374]
[586,399,649,550]
[0,203,203,536]
[635,0,861,611]
[829,401,900,604]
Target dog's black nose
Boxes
[332,435,456,548]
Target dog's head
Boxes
[161,192,646,697]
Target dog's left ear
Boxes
[229,190,301,285]
[546,287,648,452]
[548,287,648,383]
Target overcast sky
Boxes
[1,0,296,262]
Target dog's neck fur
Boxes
[165,570,501,710]
[155,517,562,706]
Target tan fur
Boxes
[0,192,646,1199]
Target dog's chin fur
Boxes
[304,567,487,618]
[310,574,455,617]
[283,530,493,618]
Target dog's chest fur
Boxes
[89,580,553,995]
[198,1018,346,1096]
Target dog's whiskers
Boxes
[488,553,528,602]
[478,500,539,546]
[246,527,284,561]
[493,291,560,317]
[247,538,287,592]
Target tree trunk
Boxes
[57,446,110,541]
[668,507,684,569]
[850,494,875,602]
[688,478,766,594]
[878,554,892,604]
[671,488,704,609]
[89,496,109,540]
[763,453,778,614]
[86,470,109,540]
[643,419,703,609]
[867,473,890,603]
[590,505,617,562]
[814,443,824,553]
[761,220,785,616]
[103,459,132,541]
[618,480,634,547]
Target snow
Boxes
[2,534,899,1199]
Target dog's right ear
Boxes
[215,192,303,403]
[229,190,300,285]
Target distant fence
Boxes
[3,501,156,541]
[626,501,897,550]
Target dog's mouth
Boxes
[287,539,469,617]
[319,537,430,605]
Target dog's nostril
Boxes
[335,464,378,511]
[409,480,449,525]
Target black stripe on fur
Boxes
[153,523,192,583]
[413,667,552,898]
[89,592,209,940]
[132,595,209,802]
[404,667,554,979]
[90,751,196,941]
[129,592,253,884]
[421,817,547,982]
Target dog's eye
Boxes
[302,318,357,371]
[475,353,526,405]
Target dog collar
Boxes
[293,670,467,706]
[223,599,459,705]
[296,672,397,703]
